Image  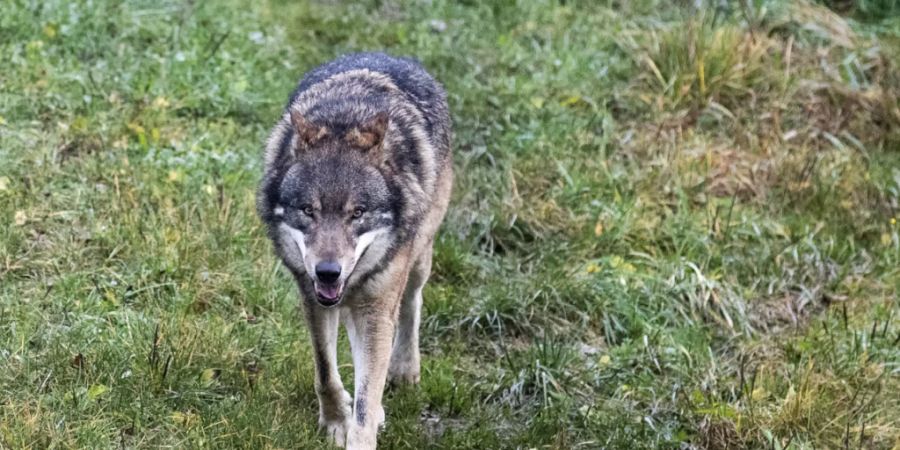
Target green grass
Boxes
[2,0,899,448]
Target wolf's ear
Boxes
[290,109,327,153]
[345,111,389,153]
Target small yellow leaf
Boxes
[14,210,27,226]
[127,122,145,136]
[593,221,604,237]
[87,384,108,400]
[585,263,600,274]
[71,116,88,132]
[171,411,199,427]
[561,96,580,106]
[751,387,768,401]
[104,289,119,306]
[882,233,893,246]
[891,218,897,226]
[152,96,170,109]
[43,23,57,39]
[529,97,545,109]
[200,368,220,383]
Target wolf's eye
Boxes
[352,207,365,219]
[300,206,314,216]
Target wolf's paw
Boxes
[319,389,353,447]
[345,423,379,450]
[387,364,420,385]
[320,417,349,447]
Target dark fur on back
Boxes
[289,52,450,145]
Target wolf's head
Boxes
[272,109,395,307]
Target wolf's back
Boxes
[289,52,450,159]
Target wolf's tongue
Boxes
[315,283,341,300]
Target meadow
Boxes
[1,0,899,448]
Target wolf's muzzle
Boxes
[315,261,341,284]
[313,261,344,306]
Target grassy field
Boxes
[2,0,900,448]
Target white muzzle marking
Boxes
[285,226,308,259]
[354,229,385,262]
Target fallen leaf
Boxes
[200,368,221,383]
[171,411,199,427]
[751,387,769,401]
[71,353,84,369]
[43,23,57,39]
[87,384,108,400]
[152,96,170,109]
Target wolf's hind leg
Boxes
[388,246,433,385]
[304,304,352,446]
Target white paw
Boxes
[319,390,352,447]
[320,417,349,447]
[346,423,379,450]
[388,362,420,385]
[343,403,384,449]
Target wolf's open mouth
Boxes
[314,282,343,306]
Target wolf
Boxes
[257,52,452,449]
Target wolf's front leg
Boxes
[303,304,352,446]
[343,305,396,449]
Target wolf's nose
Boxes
[315,261,342,284]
